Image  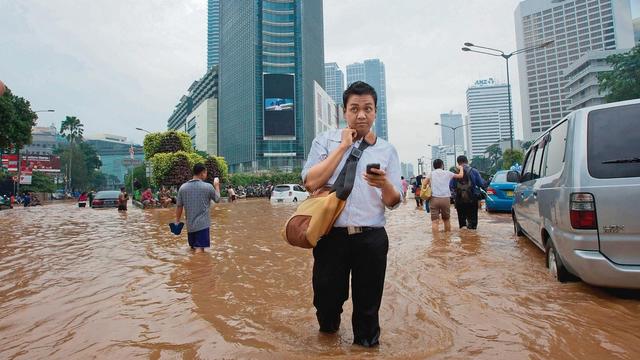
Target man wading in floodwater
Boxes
[302,81,403,347]
[175,163,221,251]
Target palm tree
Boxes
[485,144,502,171]
[60,116,84,191]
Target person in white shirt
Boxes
[423,159,463,232]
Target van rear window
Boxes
[587,103,640,179]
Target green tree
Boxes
[59,116,85,191]
[470,156,492,173]
[485,144,503,170]
[597,45,640,103]
[521,140,533,151]
[21,172,56,193]
[502,149,524,170]
[0,89,38,151]
[124,164,150,194]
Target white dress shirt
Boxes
[301,129,403,227]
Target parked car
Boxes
[270,184,309,204]
[92,190,121,208]
[52,190,66,200]
[512,99,640,289]
[485,170,518,212]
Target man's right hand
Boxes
[340,128,357,149]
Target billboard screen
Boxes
[263,74,295,137]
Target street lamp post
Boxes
[434,122,469,166]
[135,127,151,134]
[461,40,554,150]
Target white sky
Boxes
[1,0,638,169]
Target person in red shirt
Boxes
[141,188,157,208]
[78,192,88,208]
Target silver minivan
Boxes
[512,99,640,289]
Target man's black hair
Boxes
[193,163,207,176]
[433,159,444,170]
[343,81,377,109]
[457,155,469,165]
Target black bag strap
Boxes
[331,139,371,200]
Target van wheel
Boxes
[512,212,524,236]
[293,198,298,203]
[545,239,573,283]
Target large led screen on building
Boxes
[263,73,295,137]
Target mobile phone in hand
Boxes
[366,163,380,174]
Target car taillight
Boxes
[486,187,496,195]
[570,193,597,229]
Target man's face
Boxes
[344,94,376,137]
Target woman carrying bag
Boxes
[423,159,464,233]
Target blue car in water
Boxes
[485,170,518,212]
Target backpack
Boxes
[455,167,475,204]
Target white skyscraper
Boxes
[515,0,635,141]
[466,78,512,158]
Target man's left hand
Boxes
[364,168,389,189]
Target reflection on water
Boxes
[1,201,639,359]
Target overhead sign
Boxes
[19,174,32,185]
[474,78,496,87]
[1,154,61,173]
[122,159,143,166]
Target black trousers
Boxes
[312,227,389,347]
[455,201,478,229]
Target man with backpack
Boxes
[450,155,486,230]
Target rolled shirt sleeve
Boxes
[385,146,404,209]
[210,185,221,203]
[301,133,329,183]
[176,186,184,207]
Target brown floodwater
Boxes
[1,199,639,359]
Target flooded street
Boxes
[1,200,639,359]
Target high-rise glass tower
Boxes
[345,59,388,140]
[207,0,220,69]
[515,0,634,141]
[466,79,512,158]
[324,62,345,105]
[218,0,324,173]
[439,112,464,149]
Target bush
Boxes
[150,151,205,187]
[143,131,192,160]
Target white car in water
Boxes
[270,184,309,204]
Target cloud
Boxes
[2,0,526,167]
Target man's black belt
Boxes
[334,226,382,235]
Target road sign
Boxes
[19,174,32,185]
[122,159,143,166]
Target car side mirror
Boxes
[507,171,521,183]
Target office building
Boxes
[634,17,640,43]
[401,162,415,179]
[86,134,144,184]
[439,112,464,150]
[208,0,220,69]
[515,0,635,141]
[314,81,338,136]
[563,49,630,111]
[324,62,345,105]
[346,59,389,140]
[431,144,465,172]
[167,66,218,155]
[21,125,66,156]
[466,78,512,158]
[218,0,324,173]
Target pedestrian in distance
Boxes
[175,163,221,252]
[424,159,464,232]
[302,81,403,348]
[117,187,129,211]
[450,155,486,230]
[401,176,408,204]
